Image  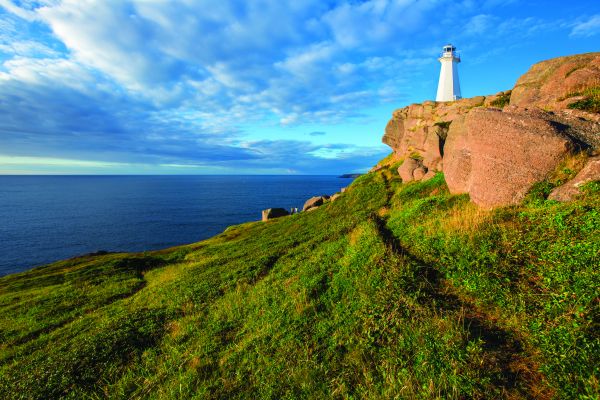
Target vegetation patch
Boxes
[566,86,600,113]
[581,180,600,195]
[523,152,589,205]
[408,152,423,161]
[489,91,511,108]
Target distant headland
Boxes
[338,173,363,178]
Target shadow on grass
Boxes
[371,213,552,399]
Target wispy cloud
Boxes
[463,14,495,36]
[570,14,600,37]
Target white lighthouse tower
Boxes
[436,44,461,102]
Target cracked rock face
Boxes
[444,108,573,208]
[382,52,600,208]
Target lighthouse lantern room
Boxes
[436,44,462,102]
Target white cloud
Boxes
[0,40,59,57]
[36,1,169,91]
[0,155,133,168]
[0,0,447,129]
[570,15,600,37]
[276,42,337,78]
[0,57,94,90]
[463,14,494,36]
[322,0,439,49]
[0,0,38,21]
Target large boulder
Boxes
[303,196,329,211]
[262,208,289,221]
[549,156,600,201]
[413,166,427,181]
[444,107,574,208]
[397,158,419,182]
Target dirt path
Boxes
[372,174,552,399]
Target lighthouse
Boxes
[436,44,461,102]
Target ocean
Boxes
[0,175,352,276]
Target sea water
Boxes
[0,175,352,276]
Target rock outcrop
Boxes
[262,208,289,221]
[382,52,600,208]
[382,94,508,176]
[511,52,600,114]
[303,195,329,211]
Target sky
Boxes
[0,0,599,175]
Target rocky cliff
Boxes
[382,52,600,208]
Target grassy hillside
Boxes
[0,164,598,399]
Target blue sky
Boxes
[0,0,598,174]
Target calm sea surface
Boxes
[0,175,352,276]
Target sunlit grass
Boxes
[567,85,600,113]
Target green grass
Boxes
[489,91,511,108]
[0,167,598,399]
[567,86,600,113]
[386,175,600,399]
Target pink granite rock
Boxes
[444,108,573,208]
[413,166,427,181]
[549,156,600,201]
[397,158,419,182]
[511,52,600,111]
